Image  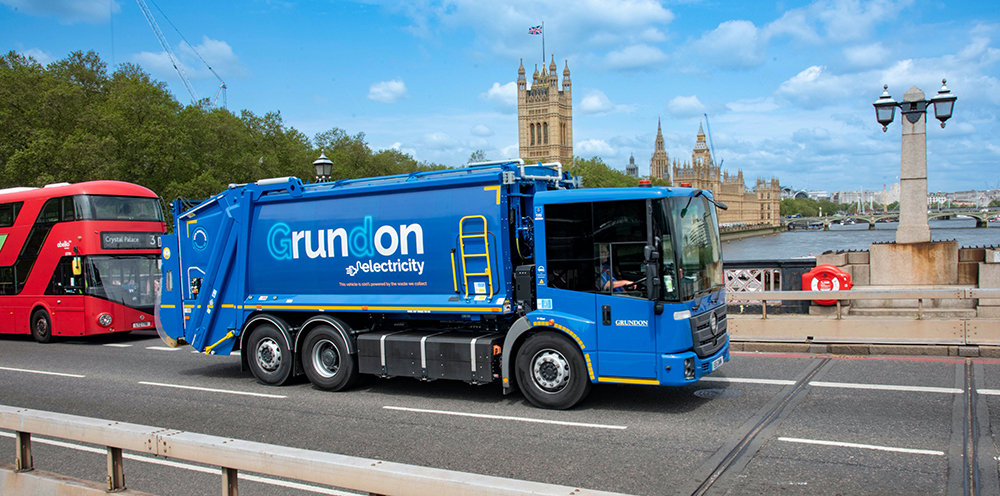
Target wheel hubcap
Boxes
[256,338,282,372]
[532,348,570,393]
[311,339,341,378]
[35,318,48,336]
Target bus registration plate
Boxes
[132,321,152,329]
[711,356,724,372]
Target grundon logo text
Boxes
[267,217,425,274]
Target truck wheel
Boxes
[302,325,358,391]
[31,309,54,343]
[247,324,292,385]
[515,331,591,410]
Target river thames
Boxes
[723,218,1000,261]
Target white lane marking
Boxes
[0,431,359,495]
[0,366,85,378]
[700,377,796,386]
[977,389,1000,396]
[138,381,286,399]
[809,381,962,394]
[383,406,627,430]
[778,437,945,456]
[146,346,181,351]
[103,344,132,348]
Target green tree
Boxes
[467,149,487,163]
[567,156,640,188]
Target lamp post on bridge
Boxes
[872,80,957,244]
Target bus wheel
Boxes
[302,325,358,391]
[31,310,54,343]
[515,331,591,410]
[247,324,292,386]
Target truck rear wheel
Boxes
[515,331,591,410]
[247,324,292,386]
[302,325,358,391]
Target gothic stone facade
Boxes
[671,123,781,227]
[518,56,572,165]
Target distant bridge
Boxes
[784,207,998,230]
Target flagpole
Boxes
[541,21,545,66]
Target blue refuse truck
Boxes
[156,160,730,409]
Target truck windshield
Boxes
[75,195,163,222]
[85,255,160,311]
[659,197,723,300]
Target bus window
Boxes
[0,202,23,228]
[45,257,84,295]
[38,198,61,224]
[61,197,76,221]
[75,196,163,222]
[0,267,13,295]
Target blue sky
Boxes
[3,0,999,194]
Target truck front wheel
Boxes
[515,331,591,409]
[302,325,358,391]
[247,324,292,386]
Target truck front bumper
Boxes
[657,336,730,386]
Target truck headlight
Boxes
[98,314,113,327]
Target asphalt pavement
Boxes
[1,331,999,496]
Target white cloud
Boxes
[368,79,408,103]
[391,0,675,71]
[776,65,856,108]
[726,97,779,113]
[480,81,517,112]
[580,90,615,114]
[668,95,706,117]
[423,132,459,150]
[471,124,494,137]
[131,36,245,96]
[604,44,668,70]
[692,20,766,69]
[179,37,246,78]
[844,43,889,68]
[21,48,53,65]
[576,138,616,156]
[816,0,913,43]
[1,0,119,24]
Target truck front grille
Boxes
[689,307,727,359]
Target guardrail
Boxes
[0,405,629,496]
[728,288,1000,319]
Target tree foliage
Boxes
[567,156,668,188]
[0,50,443,212]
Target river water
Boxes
[723,219,1000,261]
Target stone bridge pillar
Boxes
[897,86,931,244]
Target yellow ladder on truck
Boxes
[459,215,493,300]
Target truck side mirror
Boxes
[72,257,82,276]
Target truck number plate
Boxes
[132,321,152,329]
[711,356,724,372]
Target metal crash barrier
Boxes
[727,288,1000,320]
[1,405,629,496]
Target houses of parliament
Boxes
[516,56,780,228]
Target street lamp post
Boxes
[313,152,333,183]
[872,79,957,244]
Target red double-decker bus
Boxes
[0,181,166,342]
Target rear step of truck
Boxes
[357,330,504,384]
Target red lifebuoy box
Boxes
[802,264,852,305]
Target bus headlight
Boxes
[98,314,113,327]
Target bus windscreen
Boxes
[85,255,160,311]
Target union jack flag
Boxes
[528,25,542,35]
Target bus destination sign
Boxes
[101,232,161,250]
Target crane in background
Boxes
[134,0,227,108]
[703,113,723,168]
